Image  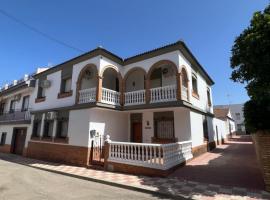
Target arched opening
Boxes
[147,60,178,103]
[124,68,146,105]
[102,68,120,92]
[149,62,177,88]
[77,65,98,104]
[101,67,122,105]
[181,68,189,101]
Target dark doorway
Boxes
[11,128,27,155]
[130,113,142,143]
[216,126,219,145]
[132,122,142,143]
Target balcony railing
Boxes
[150,85,177,103]
[181,86,188,101]
[78,88,96,104]
[0,110,31,123]
[107,140,193,170]
[101,88,120,105]
[124,90,145,106]
[78,85,190,106]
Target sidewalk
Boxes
[0,137,269,200]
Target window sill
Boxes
[57,91,73,99]
[31,136,41,141]
[54,137,69,144]
[35,97,46,103]
[192,92,200,100]
[41,136,53,142]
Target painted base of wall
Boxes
[0,144,11,153]
[27,141,89,166]
[105,161,187,177]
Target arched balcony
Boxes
[77,65,98,104]
[147,60,178,103]
[123,68,146,106]
[101,67,122,105]
[181,67,189,101]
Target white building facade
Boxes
[215,104,246,134]
[0,41,231,175]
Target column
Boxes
[96,75,103,102]
[176,72,182,101]
[39,113,45,138]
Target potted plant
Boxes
[230,4,270,191]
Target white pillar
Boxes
[40,113,45,138]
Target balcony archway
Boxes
[123,67,146,105]
[146,60,178,103]
[181,66,189,101]
[101,66,123,105]
[76,64,98,104]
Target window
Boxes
[56,111,69,138]
[154,111,174,139]
[235,113,240,120]
[32,114,42,137]
[9,100,16,113]
[61,77,72,93]
[0,132,7,146]
[21,96,30,111]
[0,102,5,115]
[60,67,72,93]
[207,88,211,106]
[192,74,198,96]
[237,124,242,131]
[43,120,54,138]
[37,77,46,98]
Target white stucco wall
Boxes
[190,111,204,147]
[174,107,192,142]
[0,124,31,147]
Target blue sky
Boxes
[0,0,268,105]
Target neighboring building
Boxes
[0,68,47,155]
[213,107,236,137]
[0,40,231,176]
[215,104,246,134]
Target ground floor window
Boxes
[154,111,174,139]
[0,132,7,145]
[56,111,69,138]
[43,120,54,138]
[32,113,42,137]
[237,124,242,131]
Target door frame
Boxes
[11,127,27,155]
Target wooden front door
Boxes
[12,128,27,155]
[133,122,142,143]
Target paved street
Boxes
[0,136,269,199]
[0,159,173,200]
[171,135,265,190]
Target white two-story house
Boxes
[0,41,229,175]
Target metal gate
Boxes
[90,133,105,166]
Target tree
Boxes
[230,4,270,132]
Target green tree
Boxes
[230,4,270,132]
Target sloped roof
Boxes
[214,108,230,119]
[34,40,215,85]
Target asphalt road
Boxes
[0,158,173,200]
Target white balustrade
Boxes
[124,90,145,106]
[78,88,96,104]
[150,85,177,103]
[101,88,120,105]
[108,140,192,170]
[181,86,188,101]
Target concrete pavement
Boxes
[0,158,173,200]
